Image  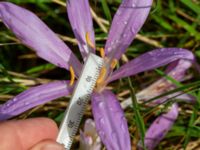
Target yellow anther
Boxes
[99,48,105,58]
[110,59,118,69]
[86,32,95,49]
[96,67,107,85]
[69,65,75,86]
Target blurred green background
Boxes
[0,0,200,149]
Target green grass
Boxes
[0,0,200,149]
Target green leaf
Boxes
[101,0,112,21]
[183,108,198,148]
[152,15,173,31]
[128,77,146,150]
[180,0,200,15]
[54,112,65,123]
[167,15,200,40]
[26,64,55,74]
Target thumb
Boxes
[29,140,65,150]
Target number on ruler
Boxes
[86,76,92,82]
[77,97,83,105]
[68,120,75,128]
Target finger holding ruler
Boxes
[56,53,103,149]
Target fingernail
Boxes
[41,143,65,150]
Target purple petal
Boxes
[121,59,195,109]
[105,0,153,60]
[67,0,95,60]
[110,48,195,82]
[137,60,195,104]
[139,103,179,150]
[0,2,82,76]
[0,81,73,121]
[91,90,131,150]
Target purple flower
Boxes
[79,119,102,150]
[0,1,196,149]
[138,103,179,150]
[121,59,195,149]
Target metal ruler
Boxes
[56,53,103,149]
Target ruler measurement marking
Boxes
[56,54,103,149]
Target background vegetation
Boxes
[0,0,200,149]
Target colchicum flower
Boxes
[79,119,102,150]
[0,0,196,149]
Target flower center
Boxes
[69,32,118,91]
[95,57,117,92]
[85,32,118,92]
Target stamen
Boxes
[99,48,105,58]
[96,67,107,85]
[86,32,95,49]
[69,65,75,86]
[110,59,118,69]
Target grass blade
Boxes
[128,77,146,150]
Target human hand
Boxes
[0,118,64,150]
